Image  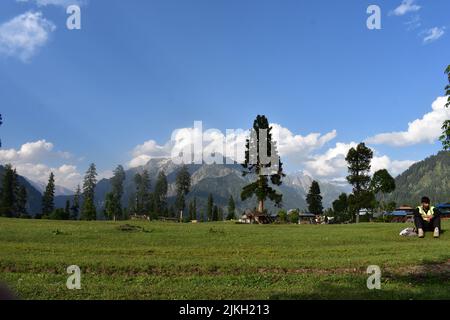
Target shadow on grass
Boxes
[269,261,450,300]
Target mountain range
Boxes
[386,151,450,206]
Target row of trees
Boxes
[40,164,97,220]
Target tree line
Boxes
[0,161,237,222]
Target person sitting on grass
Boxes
[414,196,441,239]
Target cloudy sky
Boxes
[0,0,449,190]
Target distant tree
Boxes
[332,193,348,214]
[104,192,118,221]
[207,193,214,221]
[332,193,349,223]
[345,143,373,223]
[0,165,18,217]
[65,199,70,217]
[42,172,55,215]
[212,205,219,221]
[105,165,126,221]
[168,205,175,218]
[154,171,168,216]
[306,181,323,215]
[218,207,224,221]
[16,185,28,217]
[241,115,285,213]
[278,209,287,223]
[193,197,197,221]
[81,163,97,220]
[226,196,236,220]
[289,209,299,224]
[133,170,151,216]
[175,165,191,220]
[370,169,396,209]
[188,200,194,221]
[70,185,81,220]
[50,208,69,220]
[440,65,450,150]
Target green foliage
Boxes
[241,115,285,212]
[386,151,450,205]
[41,172,55,215]
[212,205,219,221]
[81,163,97,220]
[278,209,287,223]
[154,171,168,216]
[133,170,151,216]
[226,196,236,220]
[441,65,450,150]
[289,209,299,224]
[306,180,323,215]
[345,143,374,222]
[0,164,21,217]
[175,165,191,213]
[370,169,396,194]
[16,185,27,216]
[207,193,214,221]
[49,208,70,220]
[106,165,126,220]
[70,185,81,220]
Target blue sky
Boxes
[0,0,449,189]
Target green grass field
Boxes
[0,217,449,300]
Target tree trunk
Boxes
[356,212,360,223]
[258,200,264,213]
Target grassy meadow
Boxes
[0,217,449,300]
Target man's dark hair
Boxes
[421,196,430,204]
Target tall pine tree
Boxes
[154,171,168,217]
[207,193,214,222]
[226,196,236,220]
[345,143,373,223]
[70,185,81,220]
[42,172,55,215]
[81,163,97,220]
[241,115,284,213]
[175,165,191,221]
[133,170,151,215]
[0,164,18,217]
[306,181,323,215]
[105,165,126,221]
[16,185,28,217]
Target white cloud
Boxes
[16,0,84,7]
[422,27,445,44]
[0,140,54,162]
[390,0,421,16]
[0,140,80,189]
[405,15,421,31]
[304,142,357,179]
[304,142,415,181]
[0,11,55,62]
[10,163,81,190]
[128,124,337,168]
[271,124,336,161]
[371,156,416,177]
[366,97,450,146]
